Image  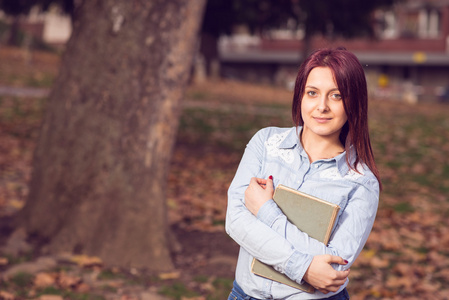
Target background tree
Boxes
[290,0,398,59]
[12,0,206,271]
[0,0,34,45]
[0,0,74,45]
[200,0,293,77]
[200,0,396,76]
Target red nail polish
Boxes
[269,175,273,180]
[344,260,348,264]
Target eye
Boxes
[306,90,317,97]
[330,93,342,100]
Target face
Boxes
[301,67,348,143]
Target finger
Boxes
[266,175,274,192]
[257,179,268,189]
[248,178,263,190]
[331,277,348,287]
[336,269,350,283]
[326,255,349,265]
[249,177,259,185]
[313,282,345,294]
[255,178,268,185]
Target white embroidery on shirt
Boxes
[265,131,294,164]
[320,167,341,180]
[346,167,364,180]
[320,165,365,181]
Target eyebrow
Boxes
[305,85,339,92]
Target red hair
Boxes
[292,47,381,190]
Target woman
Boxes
[226,47,381,300]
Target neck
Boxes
[300,128,344,163]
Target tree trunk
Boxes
[15,0,205,271]
[199,32,220,78]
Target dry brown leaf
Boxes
[436,289,449,299]
[436,268,449,281]
[415,281,441,293]
[369,256,389,268]
[392,262,413,276]
[401,247,427,262]
[75,282,90,293]
[0,290,14,300]
[119,295,138,300]
[0,257,8,265]
[34,272,56,288]
[70,255,102,267]
[39,295,64,300]
[58,272,82,289]
[158,271,181,280]
[368,287,384,299]
[427,251,449,268]
[386,275,414,289]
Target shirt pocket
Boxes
[300,179,352,210]
[262,159,298,188]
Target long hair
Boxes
[292,47,381,190]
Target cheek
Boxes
[300,99,313,116]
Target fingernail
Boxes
[344,260,348,264]
[269,175,273,180]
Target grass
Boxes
[159,282,200,300]
[179,105,291,151]
[10,272,34,288]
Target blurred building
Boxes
[219,0,449,103]
[0,5,71,48]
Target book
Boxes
[251,184,340,293]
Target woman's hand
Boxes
[244,176,274,216]
[303,254,350,294]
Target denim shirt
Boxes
[226,126,379,299]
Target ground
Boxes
[1,47,449,300]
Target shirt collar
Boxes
[285,126,357,177]
[278,127,300,149]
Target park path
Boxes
[0,86,50,98]
[0,85,290,117]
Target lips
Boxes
[313,117,332,123]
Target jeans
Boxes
[227,281,350,300]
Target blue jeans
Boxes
[227,281,350,300]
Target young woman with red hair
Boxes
[226,48,381,300]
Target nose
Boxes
[317,96,329,112]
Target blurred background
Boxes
[0,0,448,299]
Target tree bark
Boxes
[15,0,205,271]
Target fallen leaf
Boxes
[34,272,56,288]
[158,271,181,280]
[70,255,102,267]
[0,291,14,300]
[39,295,64,300]
[58,272,82,289]
[386,275,414,289]
[0,257,8,265]
[369,256,389,268]
[415,281,441,293]
[76,282,90,293]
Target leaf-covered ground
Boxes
[0,47,449,299]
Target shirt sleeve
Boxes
[257,177,379,271]
[225,128,313,284]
